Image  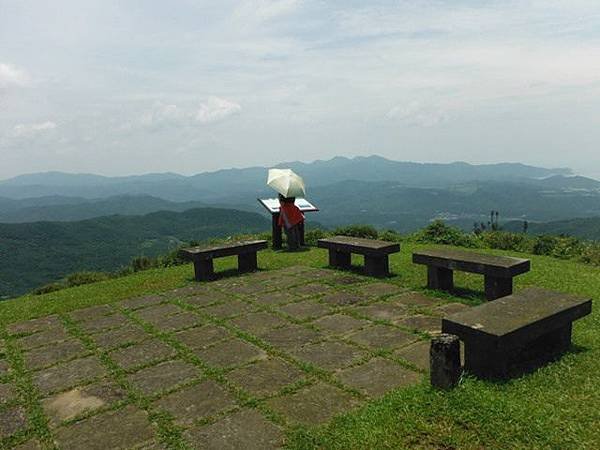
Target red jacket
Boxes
[278,202,304,229]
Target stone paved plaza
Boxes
[0,266,470,449]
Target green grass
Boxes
[1,243,599,449]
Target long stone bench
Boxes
[180,240,268,281]
[318,236,400,277]
[413,248,530,300]
[442,287,592,380]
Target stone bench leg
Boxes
[193,258,215,281]
[484,275,513,300]
[238,252,258,273]
[364,255,389,278]
[427,266,453,291]
[329,249,351,269]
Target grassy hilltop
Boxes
[0,241,598,449]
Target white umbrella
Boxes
[267,168,306,198]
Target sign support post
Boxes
[258,198,318,250]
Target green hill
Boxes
[504,217,600,241]
[0,208,269,298]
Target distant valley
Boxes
[2,155,600,298]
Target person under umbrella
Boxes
[277,193,304,250]
[267,168,306,250]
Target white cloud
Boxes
[387,101,447,127]
[140,102,183,127]
[195,97,242,124]
[234,0,300,23]
[0,63,30,88]
[12,121,57,137]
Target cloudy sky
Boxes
[1,0,600,179]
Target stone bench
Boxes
[442,287,592,380]
[413,248,530,300]
[180,240,268,281]
[317,236,400,277]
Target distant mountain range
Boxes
[0,208,269,298]
[0,155,572,201]
[2,155,598,228]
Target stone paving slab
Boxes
[291,341,367,371]
[279,300,331,320]
[16,326,70,350]
[326,274,366,286]
[259,325,323,351]
[24,339,88,371]
[395,341,431,371]
[313,314,370,335]
[201,300,255,319]
[227,358,304,397]
[434,302,471,316]
[293,283,335,297]
[69,305,114,322]
[355,282,404,297]
[0,405,28,438]
[186,408,284,450]
[229,312,288,336]
[395,315,442,334]
[0,382,16,404]
[154,380,236,424]
[135,304,183,322]
[109,339,176,370]
[252,291,297,306]
[0,360,10,377]
[14,439,42,450]
[54,405,156,450]
[128,360,199,396]
[7,315,63,335]
[337,358,421,397]
[349,325,418,351]
[91,324,149,350]
[149,312,202,333]
[42,381,127,427]
[195,338,267,368]
[33,356,107,395]
[320,291,365,306]
[183,292,230,308]
[78,314,130,334]
[119,294,165,310]
[174,325,231,350]
[267,382,358,426]
[355,302,408,322]
[227,282,275,296]
[393,292,441,308]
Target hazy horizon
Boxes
[0,154,589,183]
[2,1,600,180]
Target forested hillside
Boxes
[0,208,269,298]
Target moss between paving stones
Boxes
[3,245,596,449]
[153,380,236,425]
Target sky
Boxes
[1,0,600,180]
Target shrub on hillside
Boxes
[131,256,157,272]
[333,224,378,239]
[580,243,600,266]
[379,229,403,243]
[304,228,329,246]
[480,231,528,252]
[32,282,65,295]
[64,271,110,287]
[416,220,476,247]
